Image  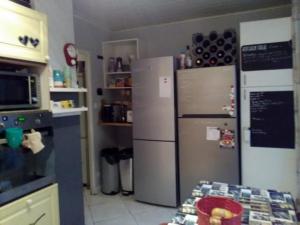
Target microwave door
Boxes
[0,74,31,109]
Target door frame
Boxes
[77,49,96,193]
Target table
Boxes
[168,181,298,225]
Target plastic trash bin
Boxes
[119,148,133,195]
[100,148,120,195]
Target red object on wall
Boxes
[64,43,77,66]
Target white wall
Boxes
[111,5,291,58]
[73,16,115,193]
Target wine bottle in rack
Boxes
[209,57,218,66]
[209,45,218,53]
[224,43,233,52]
[194,46,204,55]
[193,33,204,45]
[224,55,233,64]
[209,31,218,41]
[223,29,234,39]
[194,58,203,67]
[217,38,225,46]
[203,52,210,60]
[202,39,210,49]
[216,50,225,58]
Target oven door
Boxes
[0,127,55,206]
[0,72,32,110]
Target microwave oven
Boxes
[0,71,41,110]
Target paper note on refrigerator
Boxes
[206,127,220,141]
[159,76,171,98]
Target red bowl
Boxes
[196,196,243,225]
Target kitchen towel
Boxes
[22,129,45,154]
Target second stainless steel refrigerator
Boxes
[177,66,240,203]
[132,56,178,207]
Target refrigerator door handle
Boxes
[243,74,247,86]
[243,127,251,143]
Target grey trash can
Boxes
[119,148,133,195]
[100,148,120,195]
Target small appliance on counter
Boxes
[100,102,130,123]
[0,110,54,206]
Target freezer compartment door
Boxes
[132,57,175,141]
[179,118,239,203]
[177,66,235,116]
[134,140,177,207]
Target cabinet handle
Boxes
[243,74,247,86]
[29,213,46,225]
[18,35,29,46]
[29,37,40,47]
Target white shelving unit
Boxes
[50,86,89,118]
[52,107,88,118]
[100,38,138,127]
[50,87,87,92]
[102,39,139,89]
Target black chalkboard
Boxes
[250,91,295,149]
[241,41,292,71]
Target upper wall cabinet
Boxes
[0,0,48,64]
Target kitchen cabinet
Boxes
[0,0,49,64]
[0,184,60,225]
[100,39,139,127]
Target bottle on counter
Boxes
[63,66,71,88]
[179,52,186,70]
[185,45,193,69]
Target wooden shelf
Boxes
[50,87,87,92]
[52,107,88,118]
[99,121,132,127]
[104,87,132,90]
[105,71,131,75]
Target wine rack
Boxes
[192,29,237,68]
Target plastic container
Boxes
[53,70,64,87]
[196,196,243,225]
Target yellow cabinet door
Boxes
[0,184,60,225]
[0,0,48,64]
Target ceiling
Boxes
[73,0,290,31]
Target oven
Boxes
[0,111,54,205]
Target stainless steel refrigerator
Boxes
[132,56,178,207]
[177,65,240,203]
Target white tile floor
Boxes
[83,189,177,225]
